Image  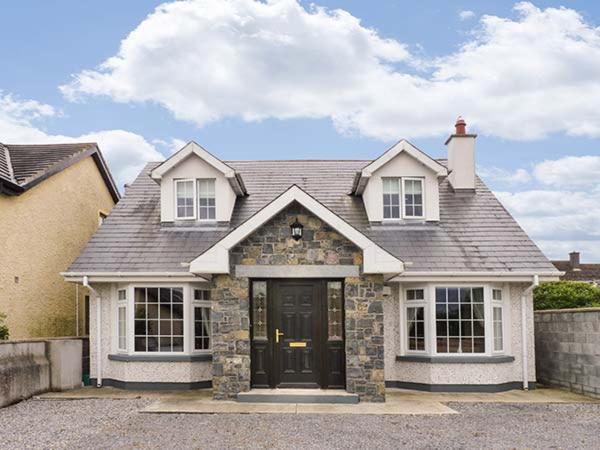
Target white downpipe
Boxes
[521,274,539,390]
[75,284,79,337]
[83,276,102,388]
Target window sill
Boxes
[396,355,515,364]
[108,353,212,362]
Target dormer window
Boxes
[175,179,196,219]
[382,177,425,220]
[175,178,216,221]
[197,179,216,220]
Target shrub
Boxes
[0,312,8,340]
[534,281,600,311]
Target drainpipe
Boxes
[521,274,539,390]
[83,276,102,388]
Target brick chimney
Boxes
[445,116,477,192]
[569,251,581,270]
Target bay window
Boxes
[113,285,212,356]
[401,285,508,357]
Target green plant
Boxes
[0,312,9,340]
[534,281,600,311]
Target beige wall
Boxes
[0,157,115,339]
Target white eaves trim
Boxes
[389,271,562,283]
[353,140,448,195]
[61,272,209,283]
[150,141,246,195]
[189,185,405,275]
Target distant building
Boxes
[0,142,119,338]
[552,252,600,286]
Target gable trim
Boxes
[150,141,246,196]
[189,185,404,275]
[352,140,448,195]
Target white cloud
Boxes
[459,10,476,21]
[0,93,163,188]
[496,186,600,261]
[534,155,600,187]
[61,1,600,141]
[152,137,187,154]
[478,166,531,185]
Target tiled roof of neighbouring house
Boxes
[0,142,120,202]
[67,159,558,274]
[551,261,600,283]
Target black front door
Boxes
[250,279,345,389]
[273,281,321,388]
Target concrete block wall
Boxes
[0,338,83,408]
[535,308,600,398]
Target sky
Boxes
[1,0,599,262]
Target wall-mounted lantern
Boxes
[290,217,304,241]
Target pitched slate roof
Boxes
[552,261,600,283]
[0,142,120,202]
[67,159,557,275]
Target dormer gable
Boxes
[352,140,448,223]
[150,141,246,223]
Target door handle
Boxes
[275,328,284,344]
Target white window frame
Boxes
[382,177,402,220]
[402,177,425,219]
[117,288,127,352]
[174,179,196,220]
[197,179,216,222]
[403,287,428,354]
[192,288,212,353]
[491,287,505,354]
[130,284,187,355]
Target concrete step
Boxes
[237,388,359,404]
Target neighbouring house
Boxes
[552,252,600,286]
[1,143,119,339]
[64,118,560,402]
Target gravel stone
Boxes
[1,399,599,449]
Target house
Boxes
[552,252,600,286]
[1,143,119,339]
[63,118,560,402]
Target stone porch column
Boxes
[344,275,386,402]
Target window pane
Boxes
[435,286,486,354]
[382,179,400,218]
[252,281,267,340]
[118,306,126,351]
[194,307,211,350]
[134,287,184,353]
[198,179,216,221]
[176,180,194,218]
[327,282,343,340]
[436,288,446,303]
[493,306,503,351]
[406,306,425,351]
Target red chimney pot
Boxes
[455,116,466,135]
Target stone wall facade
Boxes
[345,275,386,402]
[210,202,385,401]
[535,308,600,398]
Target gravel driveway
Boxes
[1,398,599,449]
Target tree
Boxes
[534,281,600,311]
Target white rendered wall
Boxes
[363,151,440,222]
[159,154,237,223]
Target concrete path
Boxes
[37,385,597,416]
